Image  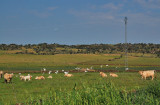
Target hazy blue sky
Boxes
[0,0,160,45]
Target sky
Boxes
[0,0,160,45]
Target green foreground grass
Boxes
[0,72,160,104]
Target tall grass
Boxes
[26,81,160,105]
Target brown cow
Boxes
[81,68,87,72]
[110,72,118,77]
[88,69,96,72]
[141,70,156,80]
[0,71,3,78]
[64,74,73,77]
[100,72,107,78]
[35,76,45,80]
[81,68,96,72]
[4,73,14,83]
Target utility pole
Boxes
[124,17,128,70]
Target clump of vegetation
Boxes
[145,81,160,98]
[26,81,160,105]
[127,81,160,104]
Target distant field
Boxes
[0,72,160,104]
[0,53,160,71]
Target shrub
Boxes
[145,81,160,98]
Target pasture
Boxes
[0,53,160,71]
[0,53,160,104]
[0,72,160,104]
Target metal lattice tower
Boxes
[124,17,128,70]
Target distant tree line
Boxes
[0,43,160,56]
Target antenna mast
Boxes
[124,17,128,70]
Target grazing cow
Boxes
[0,71,3,78]
[41,68,46,75]
[64,71,69,74]
[141,70,156,80]
[88,69,96,72]
[4,73,14,83]
[48,71,52,74]
[55,70,58,74]
[20,75,25,80]
[110,72,118,77]
[35,76,45,80]
[64,74,73,77]
[47,75,52,79]
[100,72,107,78]
[81,68,87,72]
[20,75,32,81]
[138,71,143,76]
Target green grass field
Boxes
[0,53,160,104]
[0,53,160,71]
[0,72,160,104]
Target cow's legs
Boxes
[152,76,154,80]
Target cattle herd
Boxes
[0,69,157,83]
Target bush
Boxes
[145,82,160,98]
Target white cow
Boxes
[55,70,58,74]
[64,71,68,74]
[20,75,32,81]
[48,71,52,74]
[47,75,52,79]
[141,70,156,80]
